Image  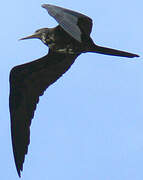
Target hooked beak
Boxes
[19,32,41,40]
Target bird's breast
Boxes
[46,36,86,54]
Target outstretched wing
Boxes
[42,4,93,42]
[9,50,80,177]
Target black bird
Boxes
[10,4,139,177]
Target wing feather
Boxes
[9,50,80,176]
[42,4,93,42]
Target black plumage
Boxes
[9,4,139,177]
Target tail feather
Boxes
[89,45,139,58]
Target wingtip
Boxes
[41,4,46,8]
[15,161,22,178]
[17,169,21,178]
[41,4,50,9]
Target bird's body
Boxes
[21,25,96,55]
[36,26,89,54]
[10,4,139,177]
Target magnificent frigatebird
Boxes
[9,4,139,177]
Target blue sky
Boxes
[1,0,142,179]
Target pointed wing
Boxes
[42,4,93,42]
[9,50,80,177]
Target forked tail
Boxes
[89,45,139,58]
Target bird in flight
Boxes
[9,4,139,177]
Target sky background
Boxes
[0,0,143,179]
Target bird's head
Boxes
[19,28,50,43]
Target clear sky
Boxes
[0,0,142,179]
